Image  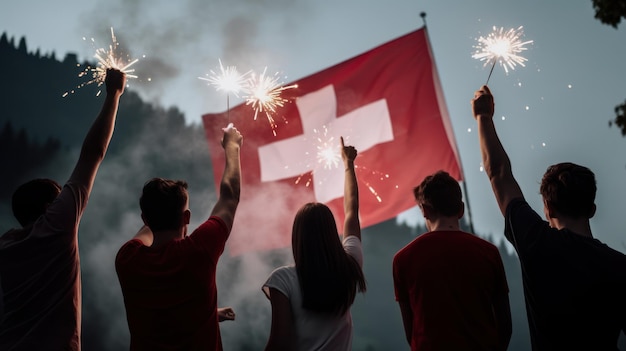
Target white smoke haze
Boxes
[75,0,314,126]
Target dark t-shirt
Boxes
[0,182,87,351]
[116,217,229,351]
[505,198,626,350]
[393,230,509,351]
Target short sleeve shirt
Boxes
[0,182,88,351]
[115,216,229,351]
[262,235,363,351]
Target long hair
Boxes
[292,203,366,316]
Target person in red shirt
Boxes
[115,124,242,351]
[392,170,512,351]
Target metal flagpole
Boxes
[420,11,476,234]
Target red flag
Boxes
[203,27,462,255]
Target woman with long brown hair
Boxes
[263,137,367,350]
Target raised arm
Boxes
[209,124,242,232]
[472,85,523,215]
[341,137,361,240]
[68,69,126,193]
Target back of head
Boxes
[292,203,366,316]
[140,178,189,232]
[413,170,463,216]
[12,178,61,227]
[540,162,596,219]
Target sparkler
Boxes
[63,27,138,97]
[472,26,533,85]
[292,129,387,203]
[244,67,298,136]
[198,60,250,120]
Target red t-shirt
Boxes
[115,217,229,351]
[393,231,509,351]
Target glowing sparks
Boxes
[64,27,138,97]
[198,59,249,96]
[473,26,533,82]
[244,67,298,136]
[314,126,342,170]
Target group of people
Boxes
[1,68,625,351]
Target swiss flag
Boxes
[202,27,462,255]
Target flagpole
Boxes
[420,11,476,235]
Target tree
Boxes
[591,0,626,135]
[592,0,626,28]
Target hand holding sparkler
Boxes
[105,69,126,96]
[471,85,495,120]
[221,123,242,149]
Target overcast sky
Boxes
[2,0,626,253]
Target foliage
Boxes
[592,0,626,28]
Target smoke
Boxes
[77,0,313,124]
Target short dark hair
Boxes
[540,162,596,219]
[140,178,189,231]
[12,178,62,227]
[413,170,462,217]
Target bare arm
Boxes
[209,124,242,232]
[264,288,294,351]
[341,137,361,240]
[398,299,413,346]
[492,291,512,351]
[68,69,125,193]
[472,85,524,215]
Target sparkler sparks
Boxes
[244,67,298,136]
[472,26,533,84]
[198,59,249,96]
[315,126,342,170]
[63,27,138,97]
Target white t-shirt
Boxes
[263,235,363,351]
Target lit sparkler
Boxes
[198,59,250,121]
[292,129,388,203]
[198,59,249,96]
[472,26,533,84]
[315,126,342,170]
[63,27,138,97]
[244,67,298,136]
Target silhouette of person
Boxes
[392,170,512,350]
[115,124,242,350]
[263,137,367,351]
[472,85,626,350]
[0,69,126,350]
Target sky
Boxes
[2,0,625,255]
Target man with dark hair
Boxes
[0,69,126,350]
[115,124,242,350]
[472,85,626,350]
[392,170,512,351]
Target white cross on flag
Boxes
[202,27,462,255]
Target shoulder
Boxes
[115,239,144,263]
[191,216,229,236]
[264,266,297,297]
